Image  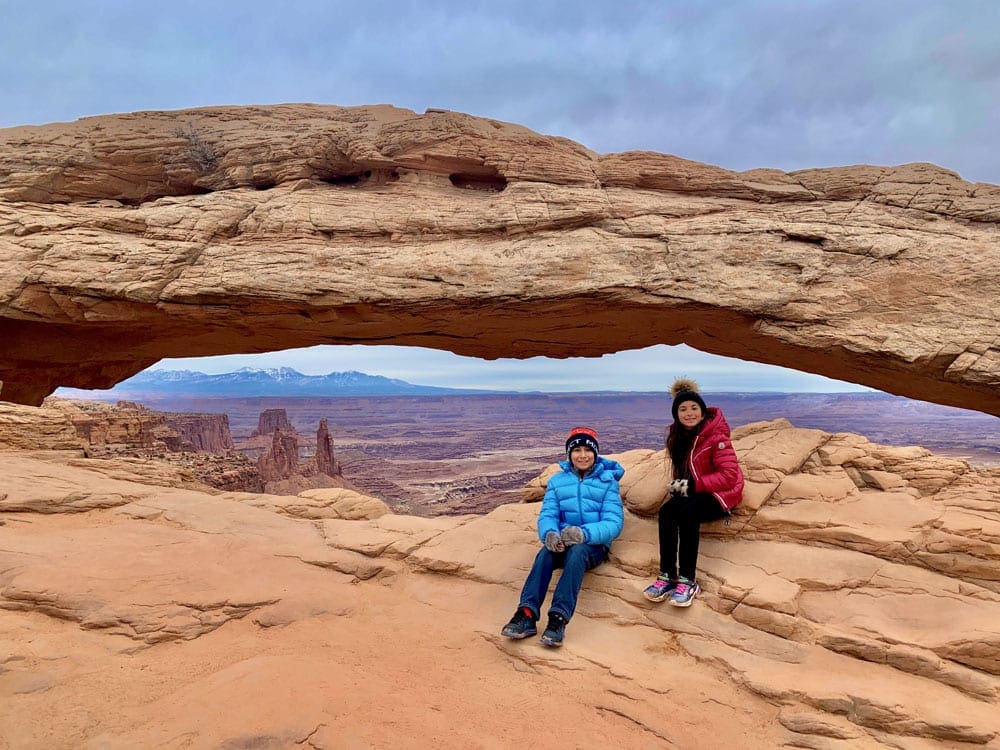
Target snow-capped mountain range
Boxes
[59,367,501,398]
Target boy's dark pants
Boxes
[517,543,607,621]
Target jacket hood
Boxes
[700,406,733,439]
[559,455,625,481]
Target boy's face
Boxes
[570,446,595,472]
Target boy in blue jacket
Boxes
[501,426,625,647]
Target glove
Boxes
[544,530,565,553]
[669,478,689,497]
[560,526,586,546]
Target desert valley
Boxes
[39,388,1000,517]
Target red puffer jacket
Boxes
[684,407,744,512]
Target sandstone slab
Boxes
[2,418,999,748]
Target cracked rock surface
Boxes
[1,413,998,748]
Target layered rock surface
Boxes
[2,105,998,414]
[42,397,234,455]
[1,398,262,493]
[2,413,998,748]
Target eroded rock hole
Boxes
[319,169,399,187]
[449,173,508,192]
[781,231,827,247]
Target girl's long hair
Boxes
[665,421,702,480]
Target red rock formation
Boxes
[314,418,340,477]
[252,419,350,494]
[44,399,236,456]
[158,413,235,453]
[55,400,161,454]
[256,428,300,483]
[250,409,295,438]
[179,454,264,493]
[0,401,85,451]
[33,398,261,492]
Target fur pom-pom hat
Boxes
[670,378,708,421]
[565,426,599,458]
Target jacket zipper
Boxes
[689,433,730,513]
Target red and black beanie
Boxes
[565,426,599,458]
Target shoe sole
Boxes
[669,586,700,607]
[540,636,563,647]
[643,590,672,602]
[501,628,537,639]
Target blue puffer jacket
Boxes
[537,456,625,548]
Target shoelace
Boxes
[673,582,691,596]
[650,579,671,592]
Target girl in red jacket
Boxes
[643,378,744,607]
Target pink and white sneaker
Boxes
[669,577,700,607]
[643,575,677,602]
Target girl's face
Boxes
[570,446,596,472]
[677,400,704,429]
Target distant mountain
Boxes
[57,367,506,398]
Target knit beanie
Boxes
[670,378,708,421]
[565,426,599,459]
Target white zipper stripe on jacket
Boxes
[688,432,730,514]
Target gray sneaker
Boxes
[501,608,537,639]
[539,612,567,647]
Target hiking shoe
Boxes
[501,607,537,639]
[643,575,677,602]
[669,577,700,607]
[540,612,567,647]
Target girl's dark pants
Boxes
[658,492,727,581]
[517,543,607,621]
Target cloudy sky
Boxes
[5,1,998,392]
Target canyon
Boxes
[58,391,996,517]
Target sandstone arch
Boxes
[1,104,997,415]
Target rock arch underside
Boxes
[1,104,998,415]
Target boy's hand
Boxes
[560,526,585,546]
[544,531,565,552]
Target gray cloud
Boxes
[4,1,997,181]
